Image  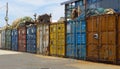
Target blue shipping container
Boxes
[66,20,86,60]
[26,26,36,53]
[12,29,18,51]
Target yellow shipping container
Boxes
[50,22,66,57]
[50,24,57,33]
[57,23,65,33]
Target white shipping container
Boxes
[37,24,49,55]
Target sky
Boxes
[0,0,67,27]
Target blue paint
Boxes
[12,29,18,51]
[87,0,120,12]
[66,34,76,44]
[76,20,86,34]
[76,33,86,45]
[66,19,86,60]
[26,25,37,53]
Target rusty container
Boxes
[18,26,27,52]
[50,22,66,57]
[87,14,117,63]
[117,14,120,64]
[37,24,49,55]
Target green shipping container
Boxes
[5,29,12,50]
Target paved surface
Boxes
[0,50,120,69]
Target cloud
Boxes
[0,0,67,27]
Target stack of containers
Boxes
[86,14,117,63]
[1,30,6,49]
[26,25,36,53]
[50,23,65,57]
[62,0,86,59]
[37,24,49,55]
[11,29,18,51]
[18,26,27,52]
[5,29,12,50]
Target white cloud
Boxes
[0,0,67,27]
[15,0,67,6]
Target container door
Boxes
[87,16,99,61]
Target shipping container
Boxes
[18,26,27,52]
[66,20,86,59]
[26,25,37,53]
[86,14,117,63]
[50,23,65,57]
[37,24,49,55]
[5,29,12,50]
[1,30,6,49]
[117,14,120,64]
[12,29,18,51]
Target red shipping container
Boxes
[18,26,27,52]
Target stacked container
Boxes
[50,23,65,57]
[37,24,49,55]
[26,25,36,53]
[11,29,18,51]
[18,26,27,52]
[86,14,117,63]
[5,29,12,50]
[66,19,86,59]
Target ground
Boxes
[0,49,120,69]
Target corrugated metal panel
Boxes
[1,30,6,49]
[50,23,65,57]
[18,26,27,52]
[5,29,12,50]
[27,25,36,53]
[37,24,49,55]
[86,14,117,63]
[66,20,86,59]
[117,14,120,64]
[12,29,18,51]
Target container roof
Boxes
[61,0,78,5]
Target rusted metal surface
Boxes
[50,22,66,57]
[87,14,117,63]
[18,26,27,52]
[37,14,51,24]
[37,24,49,55]
[117,14,120,64]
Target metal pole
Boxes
[5,2,8,25]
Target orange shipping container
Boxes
[87,14,117,63]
